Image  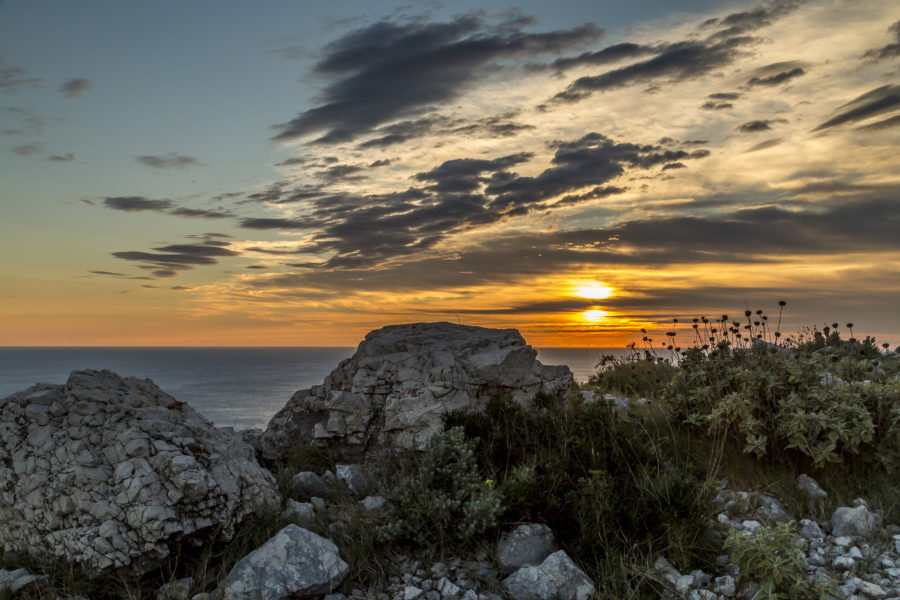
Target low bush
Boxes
[664,319,900,471]
[724,521,832,599]
[444,392,713,597]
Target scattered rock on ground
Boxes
[0,568,44,594]
[832,505,882,537]
[0,370,280,575]
[496,523,558,575]
[259,322,573,459]
[213,525,348,600]
[157,576,194,600]
[797,474,828,502]
[502,550,595,600]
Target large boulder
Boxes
[260,322,572,459]
[213,525,348,600]
[0,370,280,575]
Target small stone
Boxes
[849,546,864,559]
[796,474,827,501]
[402,585,423,600]
[336,464,375,496]
[359,495,387,511]
[291,471,329,499]
[714,575,736,597]
[156,577,194,600]
[496,523,558,575]
[501,550,594,600]
[834,556,856,572]
[857,580,887,599]
[436,577,461,598]
[800,519,825,540]
[282,499,316,526]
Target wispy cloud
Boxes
[0,57,43,93]
[58,78,92,98]
[135,153,204,169]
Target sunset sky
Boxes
[1,0,898,347]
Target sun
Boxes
[573,282,614,300]
[582,309,608,322]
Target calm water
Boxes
[0,347,622,430]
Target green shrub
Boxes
[444,393,712,596]
[588,348,677,400]
[724,521,830,599]
[665,340,900,470]
[376,427,503,549]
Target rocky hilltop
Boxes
[259,322,573,460]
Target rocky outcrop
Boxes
[213,525,348,600]
[0,370,280,575]
[260,322,573,459]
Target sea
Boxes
[0,347,626,430]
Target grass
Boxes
[5,306,899,599]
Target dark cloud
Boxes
[702,101,733,110]
[246,265,268,270]
[814,84,900,131]
[359,112,534,148]
[703,0,803,38]
[737,118,786,132]
[135,153,203,169]
[274,157,307,167]
[318,164,364,181]
[171,285,192,290]
[415,152,534,193]
[103,196,174,212]
[0,58,43,93]
[701,91,740,110]
[856,114,900,132]
[271,15,602,143]
[553,36,755,102]
[662,162,686,170]
[552,2,802,103]
[242,190,900,297]
[47,153,74,162]
[745,62,806,87]
[745,138,782,152]
[112,242,240,278]
[786,180,883,195]
[240,217,311,230]
[863,20,900,61]
[89,270,126,277]
[168,207,234,219]
[540,42,657,72]
[58,78,92,98]
[370,159,392,167]
[12,143,41,156]
[239,132,709,270]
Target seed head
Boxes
[778,300,786,306]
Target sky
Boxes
[1,0,898,347]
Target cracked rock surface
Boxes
[260,322,573,460]
[0,369,280,575]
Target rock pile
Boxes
[0,370,280,575]
[656,477,900,599]
[260,322,573,460]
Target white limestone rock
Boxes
[213,525,348,600]
[0,568,44,594]
[260,323,573,459]
[502,550,595,600]
[832,505,883,537]
[796,474,828,502]
[496,523,559,575]
[0,370,280,576]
